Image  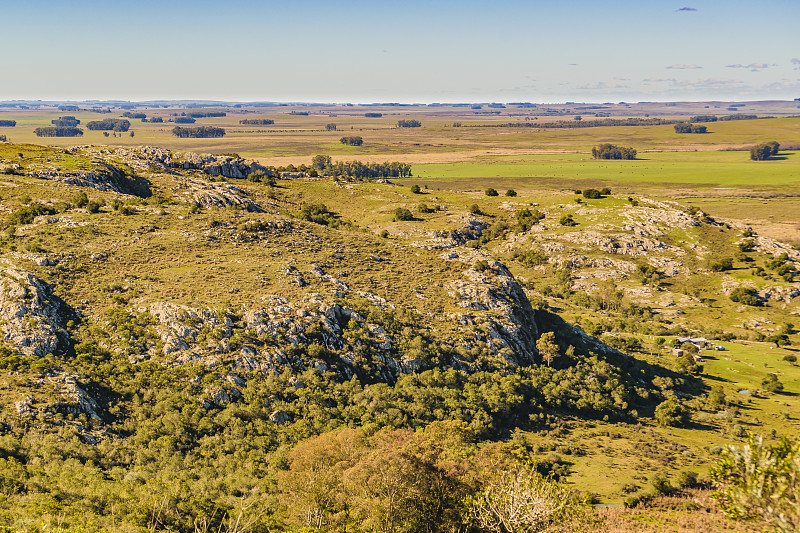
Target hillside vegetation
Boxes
[0,140,797,532]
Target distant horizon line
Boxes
[1,98,799,107]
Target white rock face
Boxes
[0,265,74,357]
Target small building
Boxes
[673,348,685,357]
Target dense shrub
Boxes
[7,203,56,225]
[410,184,421,194]
[729,287,761,306]
[583,188,601,199]
[709,258,734,272]
[485,188,498,196]
[505,189,517,197]
[761,373,784,393]
[559,214,577,226]
[516,208,545,231]
[393,207,414,221]
[654,397,690,427]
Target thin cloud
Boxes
[670,78,747,89]
[575,81,629,90]
[726,63,771,69]
[666,64,702,69]
[677,7,697,11]
[792,58,800,70]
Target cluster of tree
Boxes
[298,202,351,229]
[674,123,708,133]
[729,287,762,306]
[278,425,586,532]
[7,202,56,224]
[122,112,146,119]
[186,111,226,118]
[582,187,611,199]
[172,116,196,124]
[34,126,84,137]
[0,135,6,142]
[591,144,637,160]
[397,119,422,128]
[171,126,226,138]
[750,141,780,160]
[340,136,363,146]
[240,119,274,125]
[719,114,759,121]
[0,120,16,127]
[51,116,80,127]
[689,115,718,122]
[311,154,412,178]
[142,116,163,123]
[364,112,383,118]
[516,207,545,231]
[58,105,79,111]
[86,119,131,131]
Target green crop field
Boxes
[414,150,800,190]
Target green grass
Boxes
[414,150,800,191]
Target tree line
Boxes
[86,119,131,131]
[186,111,227,118]
[311,154,411,178]
[0,120,16,127]
[240,119,274,125]
[34,126,84,137]
[171,126,226,138]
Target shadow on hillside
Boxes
[534,308,707,406]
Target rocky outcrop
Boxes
[0,265,75,357]
[48,372,105,421]
[447,255,539,365]
[171,151,273,180]
[180,178,263,211]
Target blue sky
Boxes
[2,0,798,102]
